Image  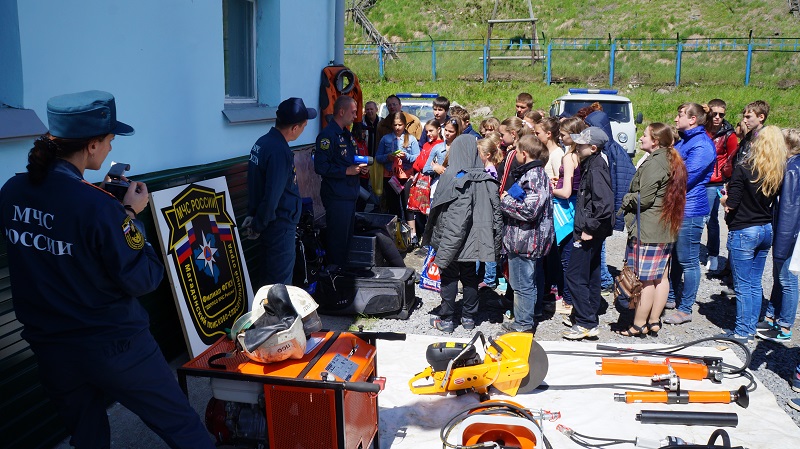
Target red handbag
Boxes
[406,173,432,214]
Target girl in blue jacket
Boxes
[377,112,420,229]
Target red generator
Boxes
[179,331,392,449]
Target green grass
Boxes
[346,1,800,88]
[349,1,800,42]
[346,0,800,156]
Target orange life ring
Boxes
[319,65,363,130]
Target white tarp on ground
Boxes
[376,335,800,449]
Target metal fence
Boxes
[345,35,800,86]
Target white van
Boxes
[549,89,642,157]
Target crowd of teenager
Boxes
[354,93,800,409]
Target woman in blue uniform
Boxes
[0,91,214,449]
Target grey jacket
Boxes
[422,136,503,268]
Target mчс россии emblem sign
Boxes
[151,178,252,356]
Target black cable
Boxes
[439,401,553,449]
[545,335,752,375]
[540,382,665,392]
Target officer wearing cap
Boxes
[314,96,367,268]
[244,97,316,287]
[0,91,214,449]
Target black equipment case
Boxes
[314,267,417,319]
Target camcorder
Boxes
[104,162,132,202]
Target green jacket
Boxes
[620,147,676,244]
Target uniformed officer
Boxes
[314,96,367,268]
[0,91,215,449]
[244,97,316,287]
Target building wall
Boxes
[0,0,333,184]
[0,1,338,447]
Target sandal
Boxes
[617,323,648,338]
[647,320,662,337]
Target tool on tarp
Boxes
[597,355,724,382]
[441,400,560,449]
[615,384,749,408]
[557,425,744,448]
[409,331,548,399]
[636,410,739,427]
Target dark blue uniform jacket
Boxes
[314,120,359,201]
[247,127,301,232]
[0,160,164,350]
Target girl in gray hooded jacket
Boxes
[422,135,503,333]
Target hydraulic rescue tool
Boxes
[615,382,749,408]
[441,400,560,449]
[409,331,549,398]
[598,356,724,382]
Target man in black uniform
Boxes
[314,96,367,268]
[245,97,316,287]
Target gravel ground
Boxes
[53,212,799,448]
[353,212,800,428]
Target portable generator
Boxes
[179,331,402,449]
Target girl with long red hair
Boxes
[617,123,687,337]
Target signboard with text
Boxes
[151,177,252,357]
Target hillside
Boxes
[347,0,800,42]
[344,1,800,129]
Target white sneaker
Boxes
[562,324,600,340]
[706,256,719,271]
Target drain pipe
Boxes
[334,0,345,65]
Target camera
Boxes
[104,162,131,202]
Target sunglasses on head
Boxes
[710,112,726,118]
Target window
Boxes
[563,101,631,123]
[223,0,256,103]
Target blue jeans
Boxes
[600,240,613,288]
[477,261,498,287]
[508,253,543,328]
[728,224,772,337]
[766,255,799,329]
[670,215,709,314]
[705,186,722,257]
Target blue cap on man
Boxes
[276,97,317,125]
[47,90,134,139]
